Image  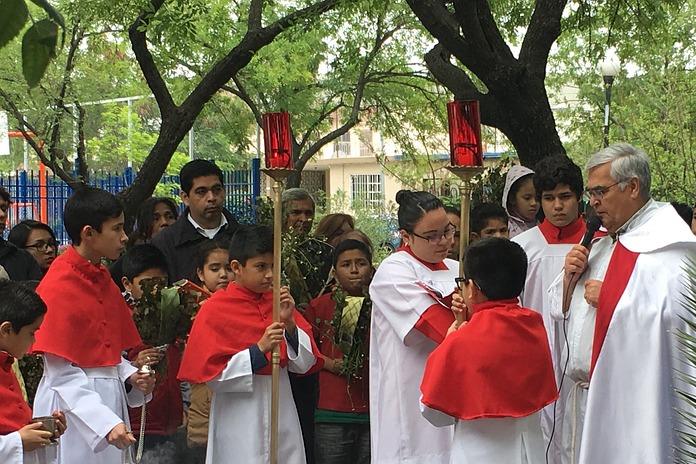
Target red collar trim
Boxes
[0,351,15,371]
[397,245,449,271]
[63,246,108,282]
[538,217,585,244]
[470,299,520,314]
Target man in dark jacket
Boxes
[151,160,239,282]
[0,187,42,280]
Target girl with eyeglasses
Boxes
[368,189,462,464]
[8,220,58,274]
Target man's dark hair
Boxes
[533,155,584,200]
[0,187,10,203]
[228,225,273,265]
[121,244,169,281]
[0,280,47,333]
[464,237,527,300]
[471,203,508,235]
[395,190,444,233]
[180,159,224,195]
[332,239,372,267]
[7,220,57,248]
[671,202,693,226]
[64,187,123,245]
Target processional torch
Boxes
[260,111,294,464]
[445,100,484,324]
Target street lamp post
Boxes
[600,50,620,147]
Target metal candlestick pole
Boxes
[446,165,484,323]
[261,167,293,464]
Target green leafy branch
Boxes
[0,0,65,87]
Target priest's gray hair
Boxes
[281,188,315,217]
[586,143,651,199]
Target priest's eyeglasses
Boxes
[412,225,456,245]
[583,182,620,200]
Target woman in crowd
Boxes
[369,189,460,464]
[314,213,355,246]
[128,197,179,247]
[8,219,58,274]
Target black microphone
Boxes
[562,212,602,313]
[580,213,602,250]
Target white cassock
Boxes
[369,250,459,464]
[205,328,315,464]
[512,218,585,459]
[420,405,546,464]
[548,200,696,463]
[32,354,148,464]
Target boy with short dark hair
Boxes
[305,239,373,463]
[178,225,319,463]
[470,203,509,242]
[420,238,557,464]
[119,244,184,464]
[32,187,155,464]
[0,280,66,463]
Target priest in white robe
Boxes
[548,143,696,463]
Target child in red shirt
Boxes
[305,239,373,463]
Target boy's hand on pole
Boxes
[279,286,296,331]
[258,322,285,353]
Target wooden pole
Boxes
[446,166,484,323]
[261,167,293,464]
[270,177,282,464]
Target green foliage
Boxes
[0,0,64,87]
[676,257,696,461]
[551,0,696,203]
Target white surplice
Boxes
[548,201,696,463]
[205,328,315,464]
[513,224,582,460]
[32,354,148,464]
[421,403,546,464]
[369,251,459,464]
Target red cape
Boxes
[178,283,318,383]
[538,217,586,245]
[0,352,32,435]
[420,300,558,420]
[32,246,142,367]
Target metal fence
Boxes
[0,158,261,243]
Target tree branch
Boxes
[128,0,176,116]
[519,0,568,76]
[248,0,263,30]
[0,89,82,189]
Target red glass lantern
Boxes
[262,112,293,169]
[447,100,483,167]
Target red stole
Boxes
[420,300,558,420]
[178,283,318,383]
[538,217,586,244]
[32,246,142,367]
[397,245,449,271]
[590,241,639,378]
[0,352,32,434]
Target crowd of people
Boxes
[0,142,695,464]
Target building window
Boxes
[351,174,383,210]
[334,131,351,157]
